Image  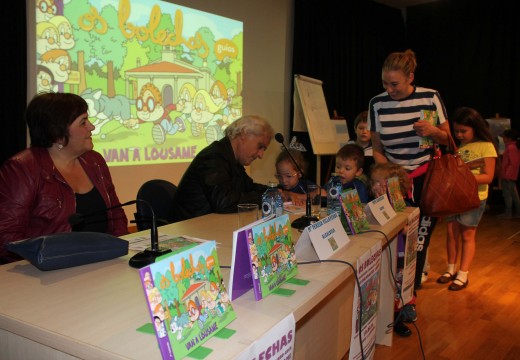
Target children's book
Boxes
[386,176,407,212]
[418,110,438,149]
[139,240,236,360]
[229,213,298,301]
[340,187,370,235]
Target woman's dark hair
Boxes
[26,92,88,148]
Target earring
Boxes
[57,144,63,150]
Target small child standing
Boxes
[335,143,369,203]
[496,128,520,219]
[349,111,375,185]
[436,107,497,291]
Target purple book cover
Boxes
[139,241,236,360]
[229,229,254,300]
[245,228,263,300]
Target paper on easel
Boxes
[364,194,396,226]
[295,212,350,261]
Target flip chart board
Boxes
[293,74,340,155]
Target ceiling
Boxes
[373,0,438,9]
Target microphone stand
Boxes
[275,133,319,230]
[68,199,171,268]
[129,199,172,268]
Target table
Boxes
[0,209,412,359]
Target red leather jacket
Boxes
[0,147,128,263]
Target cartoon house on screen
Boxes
[124,46,237,144]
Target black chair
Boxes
[133,179,177,231]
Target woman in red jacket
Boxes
[0,92,128,264]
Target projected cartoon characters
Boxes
[49,15,75,50]
[176,83,196,126]
[130,83,186,145]
[36,22,59,57]
[191,89,227,144]
[209,80,227,107]
[36,65,56,93]
[36,0,57,23]
[38,49,70,84]
[80,88,135,137]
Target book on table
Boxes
[340,187,370,235]
[138,240,236,360]
[386,176,407,212]
[229,213,298,301]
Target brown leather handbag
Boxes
[420,135,481,217]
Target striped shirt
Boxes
[368,86,448,171]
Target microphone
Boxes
[128,199,172,268]
[69,199,171,268]
[274,133,318,229]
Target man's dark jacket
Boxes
[172,137,267,221]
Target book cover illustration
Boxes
[248,213,298,300]
[139,240,236,360]
[418,110,438,149]
[340,188,370,235]
[229,215,275,301]
[386,176,407,212]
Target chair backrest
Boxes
[134,179,177,231]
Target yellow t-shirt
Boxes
[458,141,497,200]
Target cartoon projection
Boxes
[32,0,243,166]
[131,83,186,145]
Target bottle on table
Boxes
[327,173,342,217]
[262,182,283,218]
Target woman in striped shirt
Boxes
[368,49,451,292]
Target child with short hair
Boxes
[335,143,369,203]
[349,111,374,185]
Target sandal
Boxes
[448,278,468,291]
[436,272,455,284]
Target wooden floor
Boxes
[373,209,520,360]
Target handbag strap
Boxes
[445,133,459,154]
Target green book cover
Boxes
[340,188,370,235]
[139,240,236,359]
[419,110,438,149]
[386,176,407,212]
[249,213,298,300]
